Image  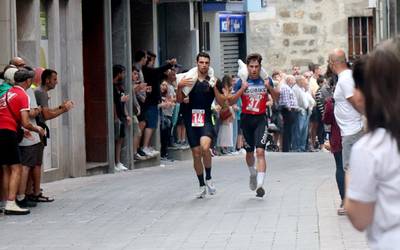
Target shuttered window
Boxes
[220,34,240,75]
[348,17,374,61]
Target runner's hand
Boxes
[241,81,249,90]
[178,78,194,88]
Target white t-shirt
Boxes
[348,128,400,250]
[19,88,41,146]
[333,69,363,136]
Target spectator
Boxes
[17,67,44,209]
[322,96,344,215]
[291,76,308,152]
[329,48,363,171]
[0,68,45,215]
[159,70,176,161]
[112,65,130,171]
[32,69,74,202]
[216,75,234,154]
[292,65,301,76]
[141,55,176,157]
[133,51,150,158]
[278,75,298,152]
[132,66,147,161]
[345,38,400,249]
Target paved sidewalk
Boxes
[0,152,368,250]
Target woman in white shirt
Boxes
[345,37,400,250]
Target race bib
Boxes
[245,94,262,112]
[191,109,205,127]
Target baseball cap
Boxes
[14,69,35,83]
[4,67,18,84]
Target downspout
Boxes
[103,0,115,173]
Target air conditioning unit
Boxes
[368,0,377,8]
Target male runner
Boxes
[229,53,279,198]
[176,52,225,198]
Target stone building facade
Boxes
[249,0,373,72]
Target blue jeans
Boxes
[292,110,308,152]
[298,111,310,152]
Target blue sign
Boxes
[219,14,245,33]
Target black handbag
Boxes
[5,90,24,143]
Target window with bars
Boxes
[348,16,374,61]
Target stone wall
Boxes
[249,0,372,72]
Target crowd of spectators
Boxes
[0,57,73,215]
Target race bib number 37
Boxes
[245,95,262,112]
[192,109,205,127]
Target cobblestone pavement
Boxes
[0,152,368,250]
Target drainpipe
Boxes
[10,0,17,56]
[198,0,204,52]
[103,0,115,173]
[124,0,134,169]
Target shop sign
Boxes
[219,14,245,33]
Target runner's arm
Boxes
[176,78,193,103]
[229,83,247,106]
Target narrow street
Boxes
[1,152,368,250]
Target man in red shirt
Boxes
[0,68,45,215]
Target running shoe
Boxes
[206,180,216,195]
[142,147,156,157]
[256,187,265,198]
[134,153,146,161]
[196,186,207,199]
[116,162,128,171]
[249,174,257,191]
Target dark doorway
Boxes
[82,0,107,163]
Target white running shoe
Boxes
[114,164,122,172]
[116,162,128,171]
[249,174,257,191]
[149,147,160,156]
[5,200,30,215]
[206,180,216,195]
[196,186,207,199]
[142,147,156,157]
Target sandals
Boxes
[28,193,54,203]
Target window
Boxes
[40,0,49,40]
[348,16,374,61]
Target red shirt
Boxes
[0,86,30,132]
[234,78,268,115]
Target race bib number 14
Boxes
[192,109,205,127]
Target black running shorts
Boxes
[184,121,216,148]
[240,114,268,152]
[0,129,21,166]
